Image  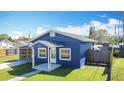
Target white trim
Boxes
[50,47,56,63]
[18,48,20,60]
[59,48,71,61]
[26,48,28,59]
[29,40,64,48]
[38,48,47,59]
[32,47,35,68]
[48,47,51,69]
[31,30,97,43]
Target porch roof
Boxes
[29,40,64,47]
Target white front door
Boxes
[50,47,56,63]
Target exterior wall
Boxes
[0,42,14,48]
[56,42,80,68]
[32,33,81,68]
[80,42,93,67]
[33,43,48,64]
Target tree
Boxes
[18,35,30,41]
[89,25,95,38]
[0,34,10,40]
[89,28,110,43]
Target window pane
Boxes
[61,54,70,58]
[51,48,56,58]
[60,48,71,60]
[39,48,46,58]
[61,50,69,54]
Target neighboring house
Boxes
[19,30,97,71]
[14,40,29,48]
[0,39,15,49]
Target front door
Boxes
[50,47,56,63]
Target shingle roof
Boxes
[31,30,98,43]
[0,39,14,45]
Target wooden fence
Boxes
[87,46,113,65]
[0,49,17,57]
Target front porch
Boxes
[30,40,63,72]
[18,41,63,72]
[33,63,61,72]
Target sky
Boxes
[0,11,122,39]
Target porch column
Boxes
[32,47,35,68]
[48,47,51,69]
[18,48,20,61]
[26,48,28,61]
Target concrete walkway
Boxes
[0,60,29,70]
[8,70,41,81]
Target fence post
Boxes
[108,47,113,81]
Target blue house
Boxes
[19,30,97,72]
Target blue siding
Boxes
[80,42,93,67]
[56,42,80,68]
[32,33,81,68]
[32,32,93,68]
[33,43,48,64]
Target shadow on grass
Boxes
[86,63,109,81]
[7,63,34,76]
[39,66,74,77]
[7,62,73,77]
[102,66,109,75]
[86,63,107,67]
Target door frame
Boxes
[50,47,56,63]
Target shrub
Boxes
[113,49,120,57]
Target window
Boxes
[38,48,47,58]
[59,48,71,61]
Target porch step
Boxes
[33,63,61,72]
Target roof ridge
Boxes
[31,30,97,43]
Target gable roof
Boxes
[0,39,14,45]
[31,30,98,43]
[14,40,29,47]
[29,40,64,47]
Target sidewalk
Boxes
[0,60,29,70]
[8,70,41,81]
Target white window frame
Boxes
[59,48,71,61]
[38,48,47,59]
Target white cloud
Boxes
[89,18,123,36]
[55,24,90,36]
[55,18,122,36]
[108,18,119,25]
[35,27,47,36]
[10,31,24,39]
[35,18,122,37]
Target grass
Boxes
[23,65,107,81]
[0,55,107,81]
[112,58,124,81]
[0,63,33,81]
[0,55,18,64]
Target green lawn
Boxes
[112,58,124,81]
[23,65,107,81]
[0,55,18,64]
[0,55,107,81]
[0,63,33,81]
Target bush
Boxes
[113,49,120,57]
